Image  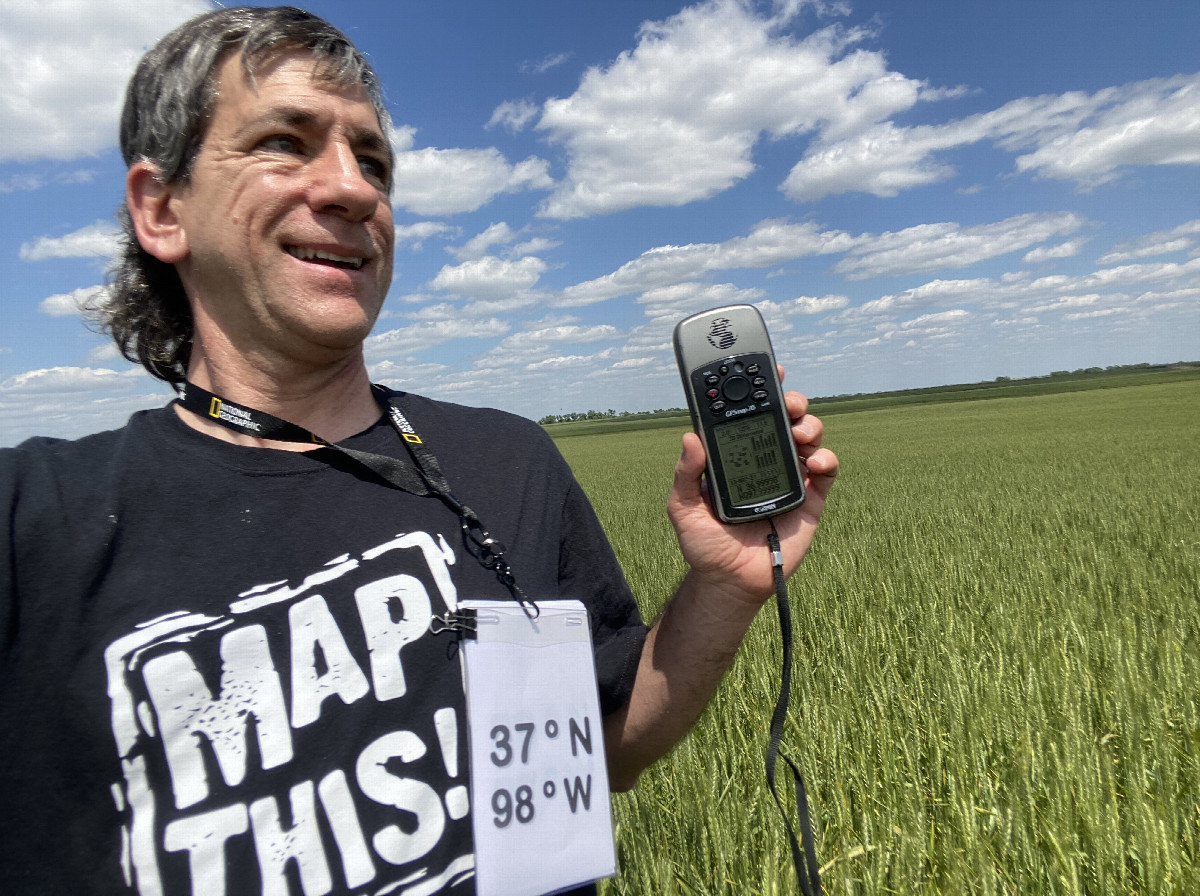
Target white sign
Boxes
[460,599,617,896]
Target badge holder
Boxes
[457,599,617,896]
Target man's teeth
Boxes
[287,247,364,269]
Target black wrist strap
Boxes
[767,522,822,895]
[176,381,538,616]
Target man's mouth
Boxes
[286,246,365,270]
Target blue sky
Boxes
[2,0,1198,445]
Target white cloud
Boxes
[521,52,571,75]
[367,358,451,390]
[536,0,943,218]
[451,223,519,261]
[526,354,598,371]
[0,365,174,446]
[1012,76,1200,186]
[783,73,1200,200]
[561,219,854,305]
[1131,286,1200,311]
[487,99,539,133]
[394,221,459,251]
[1028,294,1101,314]
[771,295,852,315]
[1,169,95,193]
[463,319,625,381]
[781,120,960,200]
[39,285,107,317]
[1081,255,1200,289]
[612,357,657,369]
[512,323,620,345]
[429,255,548,299]
[897,309,970,329]
[827,250,1200,348]
[512,237,561,256]
[638,282,766,321]
[833,276,1030,325]
[461,296,541,315]
[559,212,1084,309]
[0,173,43,193]
[0,0,210,162]
[0,365,137,393]
[390,127,554,216]
[1023,239,1087,264]
[441,224,559,262]
[20,221,120,261]
[834,212,1086,279]
[1098,219,1200,264]
[88,342,125,363]
[365,317,512,360]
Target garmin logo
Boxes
[754,502,778,515]
[724,404,756,418]
[706,318,737,350]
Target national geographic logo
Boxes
[385,405,424,444]
[207,398,262,432]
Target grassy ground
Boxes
[553,376,1200,894]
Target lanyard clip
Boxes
[767,529,785,570]
[430,608,478,638]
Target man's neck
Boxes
[176,350,382,450]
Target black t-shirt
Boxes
[0,393,646,895]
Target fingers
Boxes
[803,445,838,478]
[802,445,839,506]
[784,390,809,420]
[793,414,822,450]
[780,391,837,498]
[785,392,822,451]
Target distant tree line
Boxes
[821,361,1197,401]
[538,408,684,425]
[1045,362,1181,378]
[539,362,1198,424]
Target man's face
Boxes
[168,51,395,369]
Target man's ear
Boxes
[125,161,189,264]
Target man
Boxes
[0,7,837,895]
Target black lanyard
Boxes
[766,523,823,896]
[177,381,537,616]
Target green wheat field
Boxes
[551,373,1199,895]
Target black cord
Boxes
[765,519,822,895]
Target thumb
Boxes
[669,431,708,512]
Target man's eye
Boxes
[358,156,389,184]
[261,135,303,154]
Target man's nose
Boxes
[307,140,381,221]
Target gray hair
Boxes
[95,6,392,385]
